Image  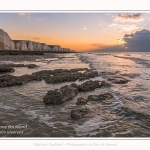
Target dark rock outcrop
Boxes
[43,80,105,105]
[88,93,113,101]
[0,74,36,87]
[0,67,15,73]
[78,70,99,81]
[45,72,83,83]
[70,108,89,119]
[45,69,98,84]
[78,80,102,92]
[0,63,39,69]
[76,97,88,105]
[26,64,38,68]
[108,76,130,84]
[43,84,78,104]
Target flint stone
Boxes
[70,108,89,119]
[43,84,78,104]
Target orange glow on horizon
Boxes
[8,30,120,52]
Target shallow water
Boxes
[0,52,150,137]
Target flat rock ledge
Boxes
[70,108,89,119]
[75,93,113,106]
[0,68,87,88]
[0,68,100,88]
[0,74,36,87]
[108,76,130,84]
[76,97,88,105]
[78,80,102,91]
[0,63,39,69]
[43,83,78,104]
[43,80,103,105]
[88,93,113,101]
[0,67,15,73]
[45,69,98,83]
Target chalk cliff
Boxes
[14,40,52,51]
[0,29,71,52]
[0,29,15,50]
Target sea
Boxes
[0,52,150,137]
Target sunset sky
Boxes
[1,12,150,51]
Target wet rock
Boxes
[88,93,113,101]
[79,70,99,81]
[0,68,99,88]
[0,74,36,87]
[108,76,130,84]
[52,68,87,76]
[78,80,102,92]
[70,108,89,119]
[120,73,140,79]
[101,80,112,87]
[0,75,14,82]
[76,97,88,105]
[43,84,78,104]
[98,93,113,101]
[45,72,82,83]
[45,69,98,84]
[0,63,39,69]
[0,67,15,73]
[26,64,38,68]
[88,95,100,101]
[32,70,52,81]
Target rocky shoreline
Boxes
[0,54,131,122]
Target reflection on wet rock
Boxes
[108,76,130,84]
[76,97,88,105]
[70,108,89,119]
[43,84,78,104]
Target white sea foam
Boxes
[0,103,16,110]
[73,116,115,136]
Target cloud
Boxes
[109,13,143,32]
[92,29,150,52]
[83,27,87,30]
[92,43,111,49]
[18,13,31,20]
[121,24,141,31]
[18,13,26,16]
[114,13,143,22]
[33,37,40,40]
[122,29,150,51]
[108,23,118,27]
[123,33,134,38]
[37,17,42,21]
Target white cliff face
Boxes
[62,48,70,52]
[50,45,62,51]
[42,44,51,51]
[28,41,34,50]
[15,41,28,50]
[0,29,15,50]
[0,29,72,52]
[15,41,52,51]
[32,42,42,50]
